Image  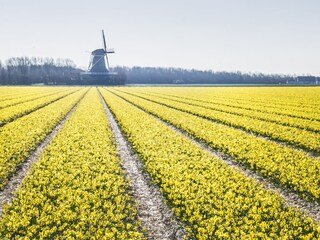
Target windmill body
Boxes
[89,48,108,73]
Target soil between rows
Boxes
[99,89,186,240]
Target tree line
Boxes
[112,66,294,85]
[0,57,303,85]
[0,57,80,85]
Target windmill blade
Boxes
[101,30,112,69]
[106,48,115,53]
[105,54,110,69]
[88,55,92,70]
[102,30,107,52]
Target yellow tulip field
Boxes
[0,86,319,239]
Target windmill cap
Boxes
[91,48,106,55]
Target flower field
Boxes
[0,86,319,239]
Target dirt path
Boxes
[0,92,86,217]
[99,89,186,240]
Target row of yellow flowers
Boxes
[135,89,320,133]
[0,88,79,126]
[117,89,319,153]
[0,87,57,102]
[137,87,320,121]
[0,87,69,110]
[0,88,144,239]
[100,88,320,239]
[108,89,320,203]
[0,89,87,190]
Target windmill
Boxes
[81,30,118,84]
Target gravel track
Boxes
[99,89,186,240]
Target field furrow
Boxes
[98,89,185,239]
[0,87,58,102]
[107,89,320,203]
[0,87,70,110]
[140,87,320,120]
[0,88,144,239]
[138,90,320,133]
[0,89,87,190]
[100,88,320,239]
[0,93,80,217]
[0,88,80,127]
[116,89,320,153]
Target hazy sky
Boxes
[0,0,319,75]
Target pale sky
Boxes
[0,0,319,75]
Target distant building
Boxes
[286,76,319,85]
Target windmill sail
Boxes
[102,30,107,52]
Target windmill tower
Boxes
[81,30,120,85]
[88,30,115,73]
